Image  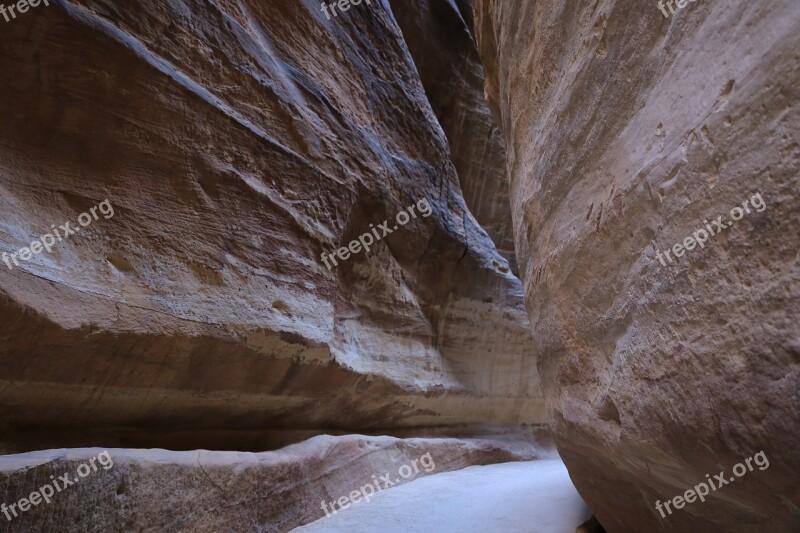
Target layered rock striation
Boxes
[389,0,517,273]
[0,0,540,452]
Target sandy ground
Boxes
[293,459,592,533]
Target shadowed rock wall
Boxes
[475,0,800,531]
[0,0,541,452]
[389,0,517,274]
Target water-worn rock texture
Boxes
[389,0,517,273]
[0,435,546,532]
[0,0,541,452]
[475,0,800,531]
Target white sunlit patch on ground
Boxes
[293,459,591,533]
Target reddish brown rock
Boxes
[389,0,517,273]
[0,434,547,532]
[475,0,800,531]
[0,0,541,452]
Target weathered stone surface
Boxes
[475,0,800,531]
[0,0,542,452]
[0,434,546,532]
[389,0,517,273]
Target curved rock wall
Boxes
[389,0,517,274]
[475,0,800,531]
[0,0,541,452]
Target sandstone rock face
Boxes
[389,0,517,274]
[0,435,546,532]
[475,0,800,531]
[0,0,541,453]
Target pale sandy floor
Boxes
[292,459,592,533]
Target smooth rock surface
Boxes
[475,0,800,531]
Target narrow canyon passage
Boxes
[0,0,797,532]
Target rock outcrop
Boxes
[0,0,541,452]
[475,0,800,531]
[0,435,546,532]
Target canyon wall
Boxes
[475,0,800,531]
[389,0,517,273]
[0,0,541,453]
